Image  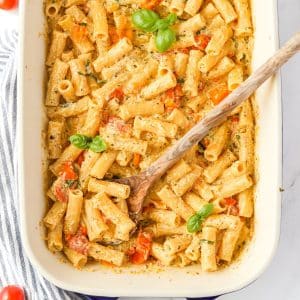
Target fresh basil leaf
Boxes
[69,134,92,149]
[155,28,176,52]
[165,13,177,26]
[89,136,107,153]
[200,239,214,245]
[187,203,214,233]
[152,19,170,31]
[197,203,214,219]
[132,9,160,32]
[187,214,202,233]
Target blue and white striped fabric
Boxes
[0,28,84,300]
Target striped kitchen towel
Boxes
[0,27,83,300]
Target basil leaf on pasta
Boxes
[69,134,107,153]
[198,203,214,219]
[69,134,92,149]
[151,13,177,31]
[89,136,107,153]
[155,28,176,52]
[152,19,169,31]
[187,203,214,233]
[132,9,160,32]
[187,214,202,233]
[165,13,177,26]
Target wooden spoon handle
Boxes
[143,32,300,180]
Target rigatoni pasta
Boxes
[45,59,69,106]
[44,0,255,272]
[64,189,84,235]
[184,0,203,16]
[46,31,67,66]
[93,38,133,72]
[47,120,65,159]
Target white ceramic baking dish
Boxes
[18,0,282,298]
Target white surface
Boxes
[1,0,300,298]
[0,8,18,29]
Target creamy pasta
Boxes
[44,0,254,272]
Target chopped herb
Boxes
[137,219,156,229]
[200,239,214,245]
[79,22,87,26]
[64,179,78,188]
[88,73,107,84]
[229,141,238,152]
[244,36,249,43]
[77,71,107,84]
[240,53,247,63]
[236,134,240,140]
[232,37,238,49]
[196,26,207,35]
[177,78,185,84]
[60,103,70,108]
[279,187,285,192]
[198,142,205,154]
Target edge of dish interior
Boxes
[18,0,282,297]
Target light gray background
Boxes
[0,0,299,299]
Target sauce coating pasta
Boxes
[44,0,254,272]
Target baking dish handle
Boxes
[83,297,118,300]
[187,297,219,300]
[84,296,219,299]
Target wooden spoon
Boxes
[116,32,300,219]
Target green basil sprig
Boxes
[155,28,176,53]
[69,134,107,153]
[132,9,177,52]
[132,9,160,32]
[89,136,107,153]
[69,134,92,149]
[187,203,214,233]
